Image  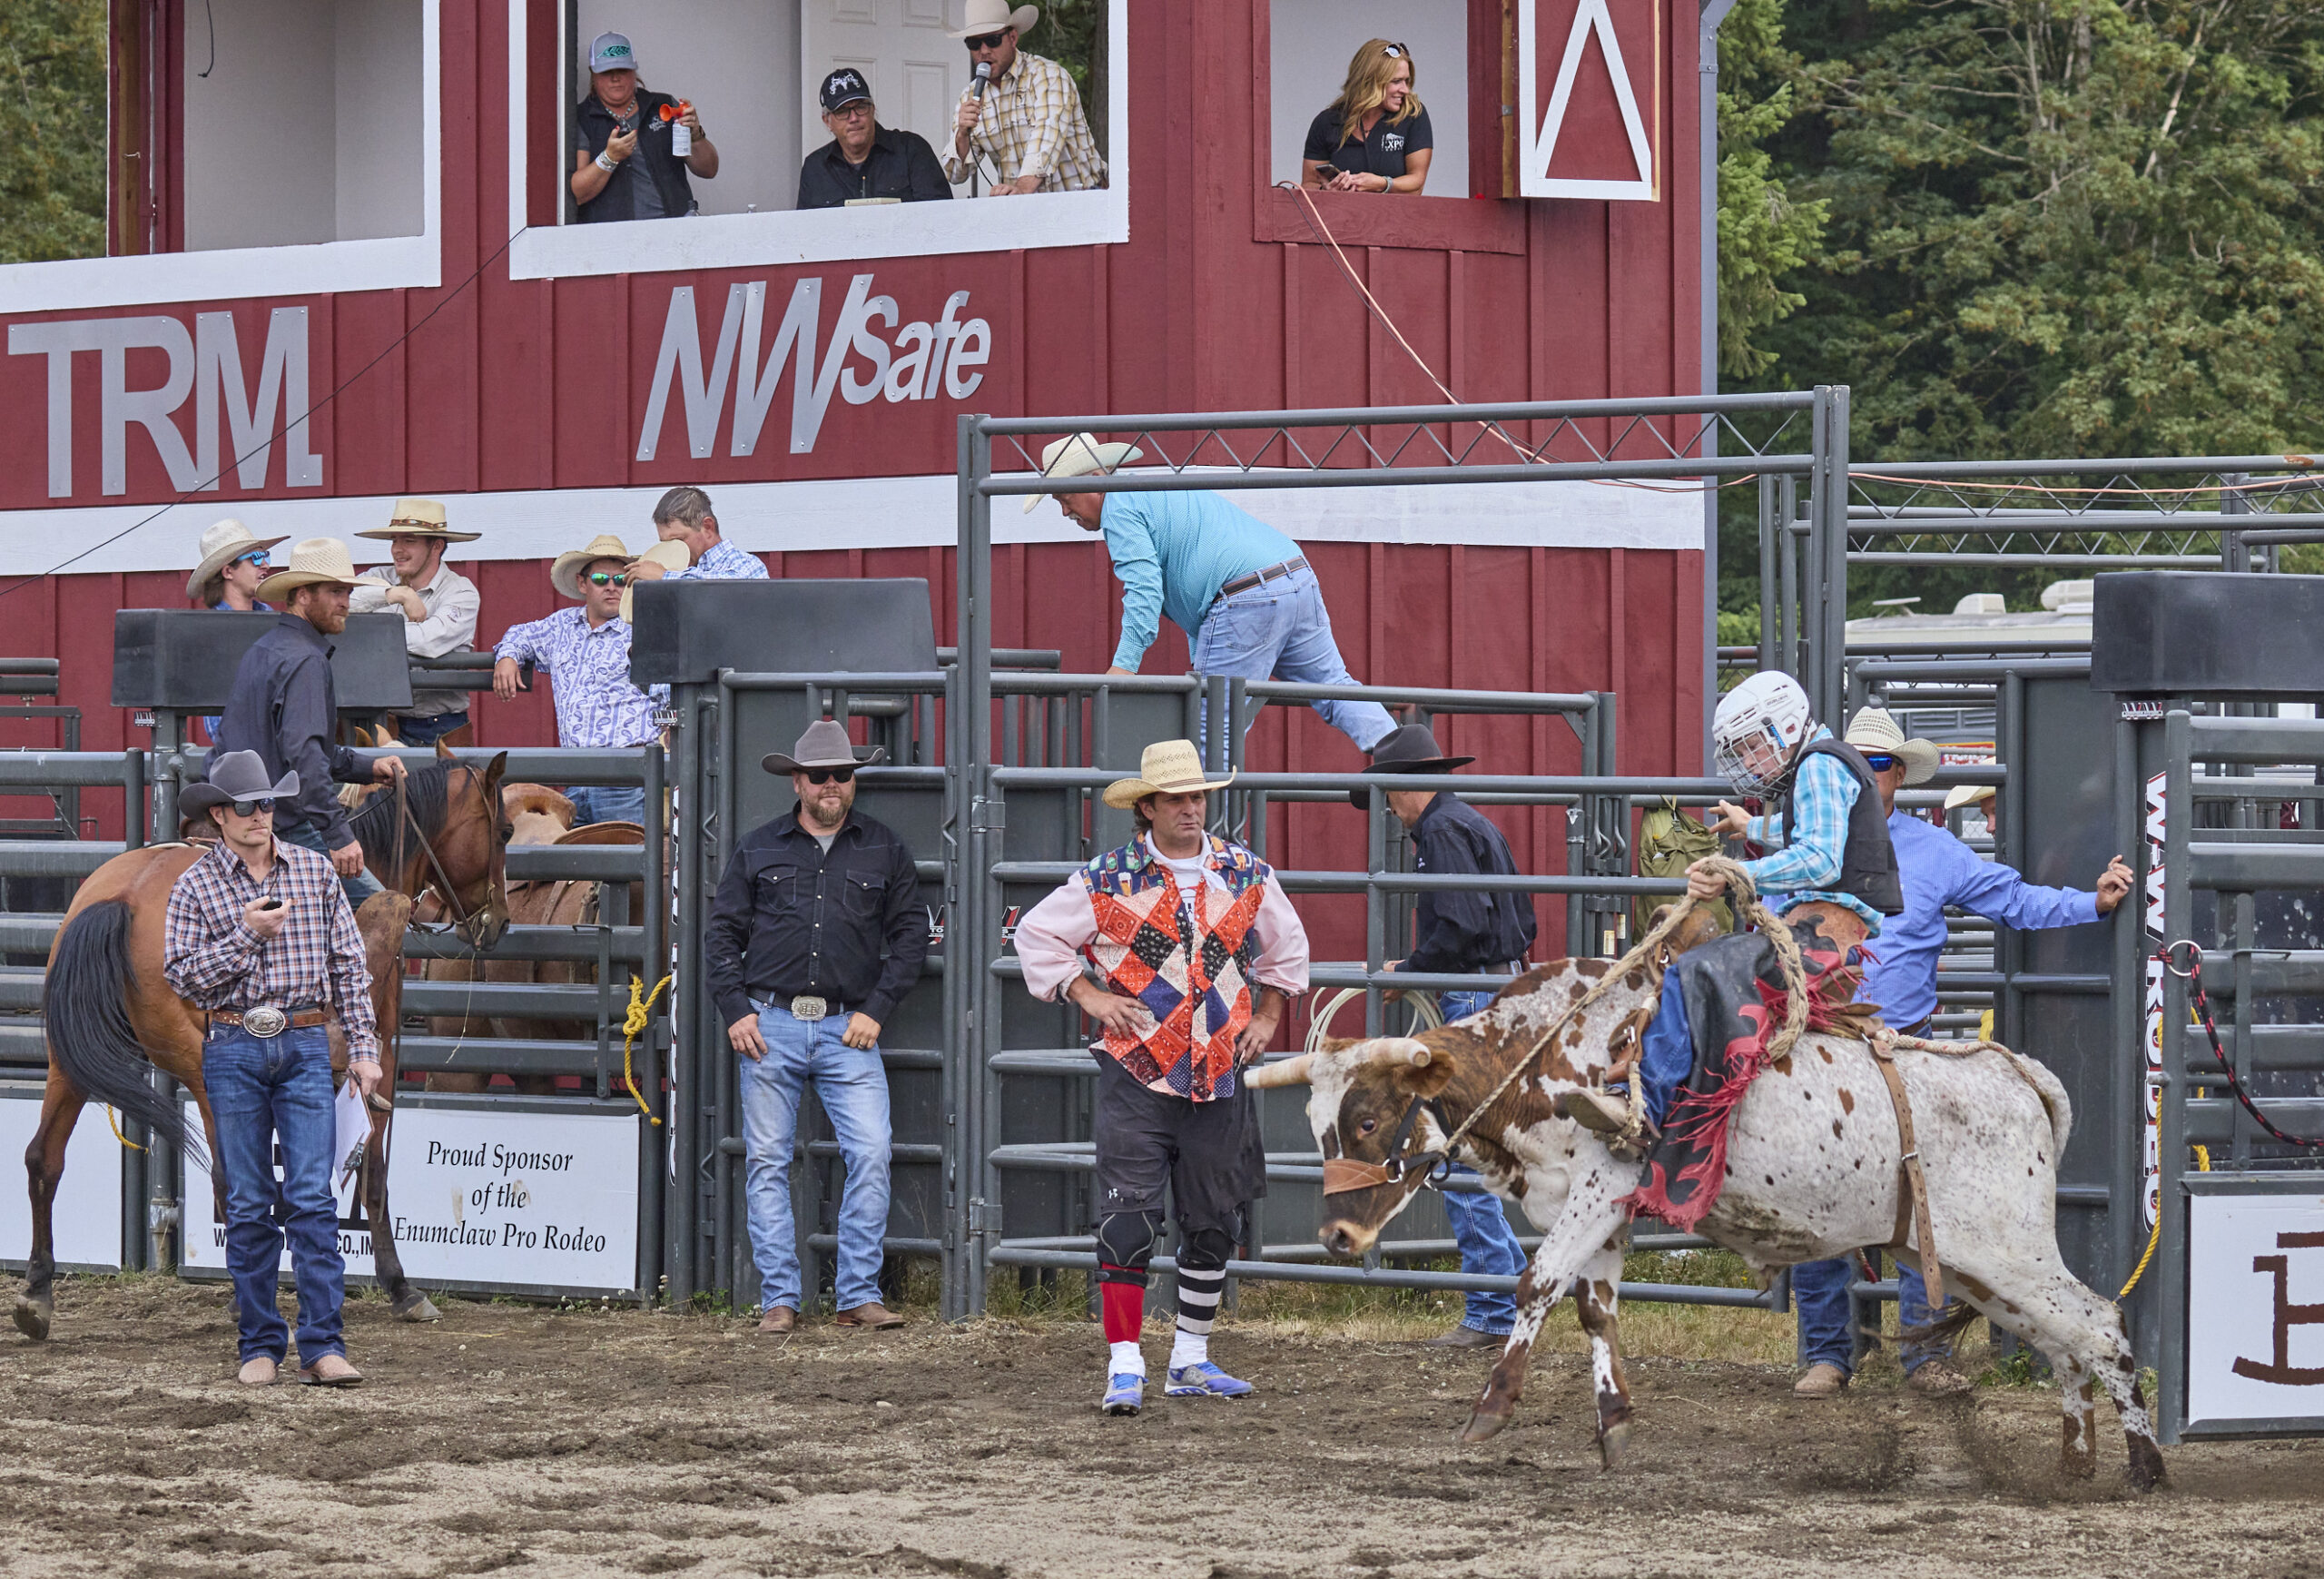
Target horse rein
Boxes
[393,767,498,951]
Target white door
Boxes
[801,0,962,173]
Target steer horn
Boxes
[1244,1054,1314,1089]
[1357,1038,1433,1070]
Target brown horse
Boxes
[15,754,511,1340]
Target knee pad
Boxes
[1177,1224,1235,1274]
[1095,1210,1163,1280]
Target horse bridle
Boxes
[1322,1090,1454,1197]
[394,768,504,950]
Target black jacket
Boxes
[705,810,928,1030]
[1775,739,1905,915]
[1403,791,1539,975]
[574,90,696,222]
[213,614,372,848]
[796,124,952,209]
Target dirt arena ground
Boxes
[0,1277,2315,1579]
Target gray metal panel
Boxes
[2093,573,2324,697]
[112,609,413,710]
[628,578,937,685]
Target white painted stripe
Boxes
[0,471,1699,581]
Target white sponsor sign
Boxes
[182,1099,639,1297]
[0,1084,125,1270]
[2187,1191,2324,1430]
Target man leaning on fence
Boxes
[350,498,481,747]
[492,534,662,826]
[706,721,927,1336]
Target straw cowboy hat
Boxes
[620,539,691,623]
[186,518,288,600]
[551,534,635,599]
[255,538,362,602]
[182,749,299,815]
[1350,723,1473,808]
[762,717,889,775]
[1026,431,1142,513]
[355,497,480,543]
[1842,706,1939,786]
[952,0,1039,39]
[1945,784,1997,813]
[1102,739,1235,809]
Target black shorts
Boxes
[1091,1055,1266,1232]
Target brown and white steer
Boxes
[1248,956,2166,1491]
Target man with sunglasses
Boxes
[707,720,927,1335]
[492,534,661,825]
[1782,707,2133,1400]
[187,518,284,745]
[942,2,1104,196]
[164,750,379,1388]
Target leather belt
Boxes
[1216,557,1308,599]
[205,1006,327,1036]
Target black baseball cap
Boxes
[819,69,873,112]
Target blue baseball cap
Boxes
[589,32,637,73]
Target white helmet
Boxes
[1713,671,1815,795]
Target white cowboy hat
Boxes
[1842,706,1940,786]
[1944,784,1998,813]
[951,0,1039,39]
[1026,431,1143,514]
[551,534,636,599]
[186,518,289,600]
[355,497,481,543]
[1102,739,1235,809]
[621,539,692,622]
[763,717,889,774]
[254,538,362,602]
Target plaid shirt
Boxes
[1743,726,1885,934]
[942,50,1105,192]
[162,838,379,1062]
[669,539,768,581]
[494,607,661,749]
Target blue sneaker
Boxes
[1165,1361,1254,1398]
[1100,1372,1144,1416]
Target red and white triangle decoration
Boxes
[1520,0,1657,200]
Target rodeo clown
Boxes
[1014,739,1311,1416]
[1562,672,1904,1224]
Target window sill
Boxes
[1254,185,1526,255]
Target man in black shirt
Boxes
[1358,725,1536,1348]
[569,31,719,222]
[706,720,927,1335]
[797,68,951,209]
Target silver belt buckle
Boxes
[790,995,829,1021]
[242,1005,288,1039]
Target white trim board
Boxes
[0,473,1701,580]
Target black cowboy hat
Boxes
[1350,724,1474,807]
[182,750,300,814]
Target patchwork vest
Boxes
[1075,835,1272,1101]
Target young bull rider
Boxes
[1561,673,1904,1210]
[1014,740,1311,1415]
[1786,708,2132,1399]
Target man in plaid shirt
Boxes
[944,3,1104,195]
[164,751,379,1388]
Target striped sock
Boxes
[1172,1265,1225,1367]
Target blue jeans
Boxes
[203,1025,347,1365]
[567,785,647,827]
[1435,988,1525,1333]
[1635,968,1694,1129]
[1190,567,1397,758]
[277,818,384,906]
[1793,1255,1948,1375]
[392,710,468,745]
[739,1002,893,1313]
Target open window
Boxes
[1267,0,1470,197]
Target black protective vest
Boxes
[1771,738,1905,915]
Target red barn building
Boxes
[1,0,1705,952]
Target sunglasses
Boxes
[229,797,277,817]
[1382,41,1410,57]
[586,571,631,587]
[964,29,1009,49]
[803,767,855,785]
[1860,753,1898,772]
[234,550,271,568]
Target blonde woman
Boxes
[1301,38,1433,194]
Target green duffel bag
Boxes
[1633,796,1731,941]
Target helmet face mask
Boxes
[1713,671,1814,796]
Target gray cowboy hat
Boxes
[1350,724,1473,807]
[182,750,299,814]
[762,718,889,775]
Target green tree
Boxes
[1716,0,1830,379]
[0,0,106,265]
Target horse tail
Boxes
[44,899,195,1161]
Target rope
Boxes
[2117,1144,2210,1299]
[103,1106,146,1153]
[1305,984,1443,1053]
[621,973,672,1128]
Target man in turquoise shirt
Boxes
[1031,433,1397,756]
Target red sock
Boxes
[1098,1271,1145,1344]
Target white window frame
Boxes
[503,0,1129,281]
[0,0,444,316]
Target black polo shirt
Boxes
[1304,104,1434,180]
[704,810,928,1030]
[797,124,953,209]
[572,90,695,222]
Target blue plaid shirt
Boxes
[493,607,660,749]
[1742,725,1884,935]
[670,539,767,581]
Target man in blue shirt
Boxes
[1032,432,1396,757]
[1787,708,2130,1398]
[624,486,770,586]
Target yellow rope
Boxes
[2117,1144,2211,1299]
[103,1106,146,1152]
[622,972,672,1128]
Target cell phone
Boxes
[1315,163,1342,181]
[260,899,283,911]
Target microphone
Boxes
[971,60,993,98]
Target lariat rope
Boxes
[621,973,672,1127]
